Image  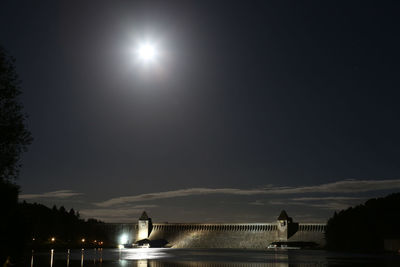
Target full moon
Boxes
[136,42,158,63]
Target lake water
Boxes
[24,248,400,267]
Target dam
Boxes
[108,210,326,249]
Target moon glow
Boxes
[136,42,158,63]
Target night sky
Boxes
[1,1,400,223]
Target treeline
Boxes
[0,180,110,258]
[18,201,110,248]
[326,193,400,251]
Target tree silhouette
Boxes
[0,46,32,181]
[0,47,109,258]
[326,193,400,251]
[0,46,32,261]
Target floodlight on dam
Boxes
[119,233,129,245]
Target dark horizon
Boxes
[1,0,400,223]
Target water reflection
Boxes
[67,249,70,267]
[132,261,288,267]
[137,259,148,267]
[27,248,400,267]
[30,251,34,267]
[93,248,97,264]
[121,248,171,260]
[81,249,84,267]
[50,249,53,267]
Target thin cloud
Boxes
[248,200,265,206]
[95,188,266,207]
[268,200,287,205]
[132,204,159,209]
[269,196,367,211]
[267,179,400,194]
[95,179,400,207]
[291,196,363,201]
[79,205,158,223]
[292,201,358,211]
[19,190,83,200]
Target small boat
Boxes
[118,243,134,249]
[134,238,151,248]
[137,243,150,248]
[134,238,169,248]
[267,242,301,250]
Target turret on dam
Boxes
[109,211,326,249]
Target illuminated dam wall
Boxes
[107,211,326,249]
[149,223,277,248]
[148,223,326,249]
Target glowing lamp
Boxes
[119,234,128,244]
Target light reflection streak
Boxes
[30,251,34,267]
[80,249,84,267]
[67,249,70,267]
[121,248,171,260]
[119,259,128,266]
[137,259,148,267]
[50,249,54,267]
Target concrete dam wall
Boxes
[150,223,278,249]
[148,223,325,249]
[106,211,326,249]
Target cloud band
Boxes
[95,179,400,207]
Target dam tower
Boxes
[277,210,298,241]
[138,211,152,240]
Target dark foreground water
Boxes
[22,248,400,267]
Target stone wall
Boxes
[104,213,326,249]
[286,224,326,245]
[147,223,325,249]
[149,223,277,249]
